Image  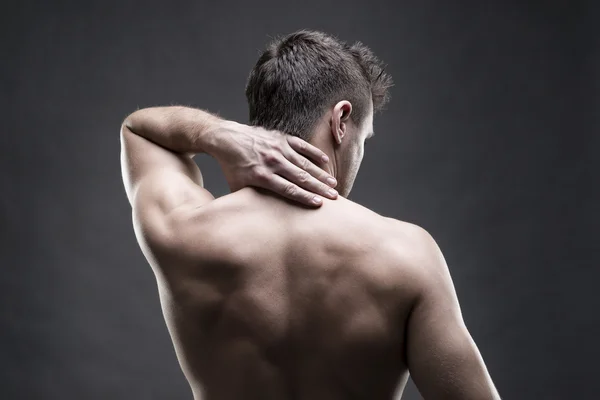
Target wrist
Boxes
[204,119,247,159]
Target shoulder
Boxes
[152,192,275,266]
[388,219,438,250]
[133,195,230,268]
[319,199,433,257]
[346,219,446,315]
[381,219,448,287]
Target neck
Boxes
[308,128,338,179]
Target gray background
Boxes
[1,0,598,399]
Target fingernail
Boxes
[327,177,337,186]
[313,196,322,205]
[322,155,329,163]
[328,189,338,197]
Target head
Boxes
[245,30,392,197]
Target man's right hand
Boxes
[211,121,339,207]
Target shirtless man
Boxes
[120,30,501,399]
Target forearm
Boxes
[124,106,236,156]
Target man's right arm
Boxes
[404,226,501,399]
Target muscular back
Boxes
[136,187,499,400]
[136,187,415,399]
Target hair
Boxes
[245,30,393,141]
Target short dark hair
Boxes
[245,30,393,141]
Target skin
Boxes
[120,103,501,399]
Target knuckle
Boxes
[263,152,279,167]
[297,171,309,183]
[272,141,283,152]
[283,184,296,196]
[253,169,268,183]
[301,157,310,170]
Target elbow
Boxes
[122,109,144,133]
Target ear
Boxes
[330,101,353,144]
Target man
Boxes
[120,30,501,399]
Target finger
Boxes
[259,173,325,207]
[286,151,338,189]
[277,161,338,200]
[286,135,330,164]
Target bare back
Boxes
[141,187,421,400]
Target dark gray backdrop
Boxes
[1,1,598,399]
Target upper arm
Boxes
[120,124,215,212]
[405,228,501,399]
[120,124,216,256]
